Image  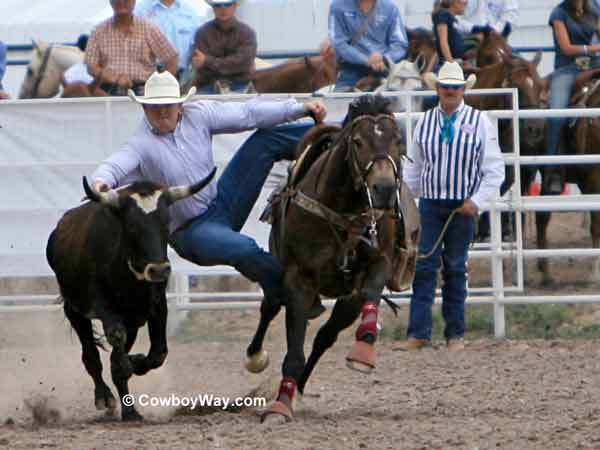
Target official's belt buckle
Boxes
[575,56,591,70]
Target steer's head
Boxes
[83,168,216,283]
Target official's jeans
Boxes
[407,199,475,341]
[546,65,580,156]
[170,123,311,304]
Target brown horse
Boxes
[536,80,600,284]
[252,53,337,93]
[407,27,438,73]
[245,95,420,422]
[467,33,548,241]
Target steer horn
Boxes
[165,167,217,204]
[82,176,120,207]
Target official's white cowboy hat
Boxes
[423,61,477,90]
[128,71,196,105]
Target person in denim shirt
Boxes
[135,0,203,78]
[544,0,600,194]
[0,41,9,99]
[329,0,409,92]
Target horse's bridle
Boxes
[343,113,406,247]
[345,114,403,191]
[30,45,53,98]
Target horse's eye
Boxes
[352,137,362,147]
[26,68,33,77]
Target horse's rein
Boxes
[416,208,459,260]
[31,45,53,98]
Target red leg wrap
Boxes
[355,302,379,341]
[277,377,297,405]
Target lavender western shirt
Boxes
[92,98,306,233]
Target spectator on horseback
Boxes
[544,0,600,194]
[432,0,475,67]
[85,0,178,97]
[61,35,109,97]
[328,0,409,92]
[396,62,504,352]
[0,40,9,100]
[190,0,257,94]
[90,70,328,328]
[135,0,204,80]
[455,0,519,37]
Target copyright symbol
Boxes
[122,394,135,407]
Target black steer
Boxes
[46,169,215,421]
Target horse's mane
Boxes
[342,95,393,128]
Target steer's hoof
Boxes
[260,400,293,423]
[245,349,269,373]
[346,340,376,374]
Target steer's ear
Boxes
[82,176,120,207]
[165,167,217,204]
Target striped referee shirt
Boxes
[403,101,505,209]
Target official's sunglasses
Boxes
[438,83,464,90]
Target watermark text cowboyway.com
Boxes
[121,393,266,410]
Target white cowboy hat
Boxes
[423,61,477,90]
[128,71,196,105]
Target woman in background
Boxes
[544,0,600,194]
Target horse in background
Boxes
[406,27,438,73]
[535,79,600,284]
[19,40,83,99]
[467,32,548,244]
[191,44,338,94]
[351,57,426,113]
[251,51,337,93]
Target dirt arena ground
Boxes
[1,212,600,450]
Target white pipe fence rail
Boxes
[0,89,599,338]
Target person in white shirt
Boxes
[395,62,504,352]
[61,34,108,97]
[456,0,519,37]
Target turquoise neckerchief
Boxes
[440,109,459,144]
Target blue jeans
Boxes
[546,64,580,157]
[334,64,371,92]
[170,123,311,304]
[408,199,475,341]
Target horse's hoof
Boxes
[245,349,269,373]
[95,388,116,410]
[346,340,376,373]
[260,400,293,423]
[121,408,144,422]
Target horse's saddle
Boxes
[259,124,341,224]
[565,76,600,156]
[571,68,600,104]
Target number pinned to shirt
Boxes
[461,123,475,135]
